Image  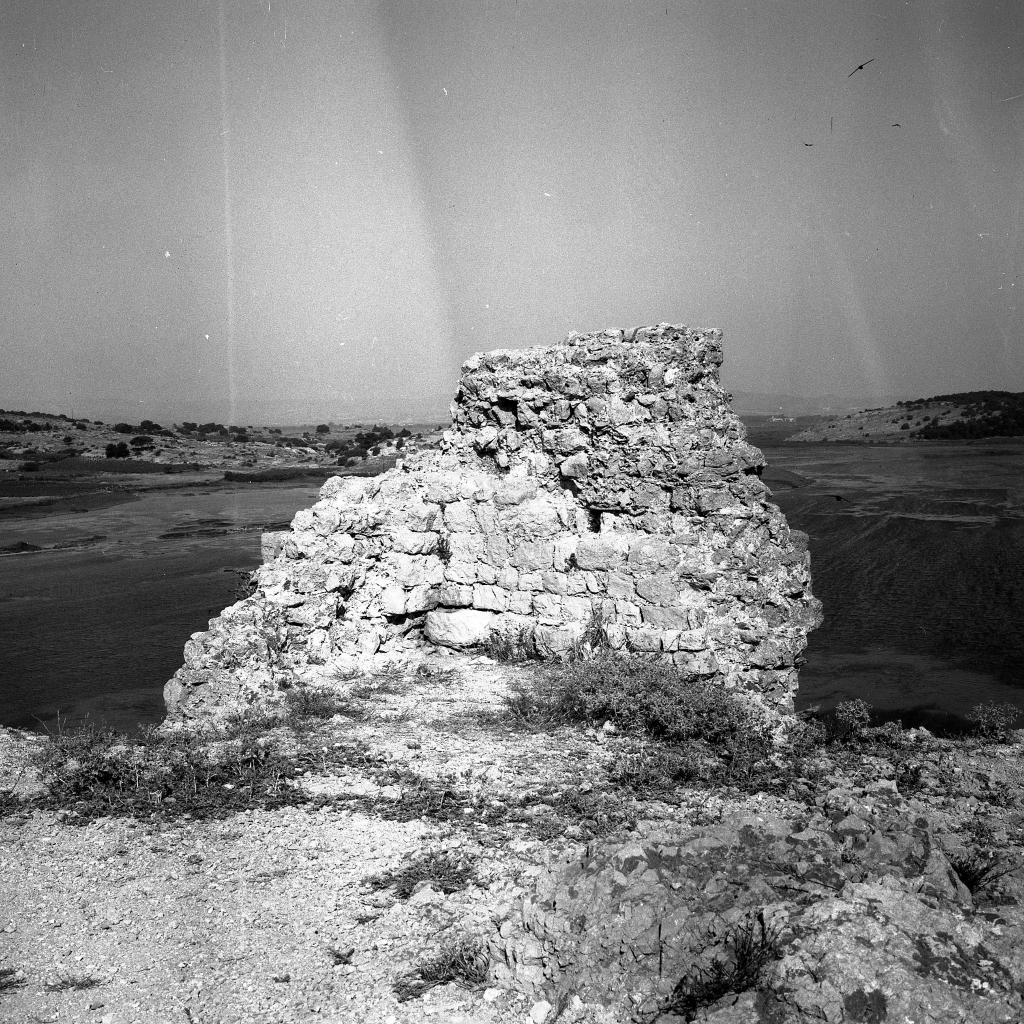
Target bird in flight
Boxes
[848,58,875,77]
[804,142,814,147]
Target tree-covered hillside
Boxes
[903,392,1024,439]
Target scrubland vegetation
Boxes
[2,655,1017,828]
[0,407,427,473]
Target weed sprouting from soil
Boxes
[0,967,25,992]
[347,670,411,700]
[392,935,489,1002]
[44,972,102,992]
[282,684,350,724]
[484,626,539,663]
[327,945,355,966]
[27,715,305,822]
[366,850,478,899]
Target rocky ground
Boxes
[2,660,1024,1023]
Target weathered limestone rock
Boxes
[489,806,1024,1022]
[164,324,821,721]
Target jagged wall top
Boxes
[434,323,763,518]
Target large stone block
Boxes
[511,540,555,571]
[424,608,498,648]
[574,537,626,571]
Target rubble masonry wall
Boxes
[164,324,821,721]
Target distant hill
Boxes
[788,391,1024,442]
[728,390,903,417]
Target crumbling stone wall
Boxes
[165,324,821,721]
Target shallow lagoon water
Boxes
[1,441,1022,733]
[0,484,322,732]
[764,439,1024,725]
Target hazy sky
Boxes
[2,0,1023,423]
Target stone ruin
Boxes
[164,323,821,721]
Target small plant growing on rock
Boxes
[966,701,1019,742]
[392,934,489,1002]
[566,609,609,661]
[230,569,258,602]
[657,912,781,1019]
[435,532,452,564]
[947,849,1017,897]
[895,760,925,794]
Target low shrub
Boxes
[366,850,477,899]
[0,967,25,991]
[282,685,349,724]
[606,730,780,797]
[393,935,489,1002]
[502,672,572,728]
[32,719,304,821]
[517,655,752,744]
[44,971,101,992]
[831,699,873,740]
[966,701,1019,742]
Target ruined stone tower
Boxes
[165,324,821,721]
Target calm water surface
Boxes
[764,440,1024,726]
[0,484,322,732]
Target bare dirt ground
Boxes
[4,657,1024,1024]
[0,659,708,1024]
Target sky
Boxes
[1,0,1023,424]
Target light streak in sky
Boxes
[815,204,887,396]
[217,0,237,423]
